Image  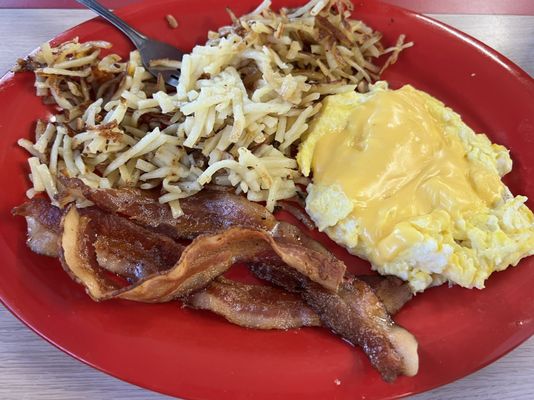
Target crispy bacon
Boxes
[186,275,411,330]
[59,178,335,259]
[13,198,412,317]
[12,198,63,257]
[251,262,418,382]
[360,275,413,316]
[186,277,321,329]
[59,204,345,301]
[14,194,418,381]
[14,198,412,319]
[276,200,316,231]
[59,205,185,299]
[89,209,185,282]
[59,177,277,240]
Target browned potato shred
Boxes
[14,0,411,217]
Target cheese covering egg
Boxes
[298,82,534,292]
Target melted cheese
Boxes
[298,83,534,291]
[304,85,501,264]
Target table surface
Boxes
[1,8,533,400]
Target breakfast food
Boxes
[14,0,410,217]
[250,262,419,380]
[299,82,534,292]
[13,180,419,382]
[187,274,412,329]
[10,0,533,386]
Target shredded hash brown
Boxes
[15,0,412,216]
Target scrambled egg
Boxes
[298,82,534,292]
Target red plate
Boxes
[1,0,533,399]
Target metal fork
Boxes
[77,0,183,87]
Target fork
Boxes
[76,0,183,87]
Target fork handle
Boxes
[76,0,147,48]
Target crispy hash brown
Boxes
[15,0,411,217]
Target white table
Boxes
[1,9,533,400]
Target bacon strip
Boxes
[59,177,277,240]
[89,209,185,281]
[186,275,411,330]
[59,204,345,301]
[14,199,412,321]
[14,197,417,381]
[14,198,412,323]
[359,275,413,316]
[12,198,62,257]
[58,178,352,278]
[59,205,185,300]
[250,262,419,382]
[276,200,316,230]
[59,178,338,256]
[186,277,322,329]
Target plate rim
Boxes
[0,1,533,399]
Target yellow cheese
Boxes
[299,82,534,292]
